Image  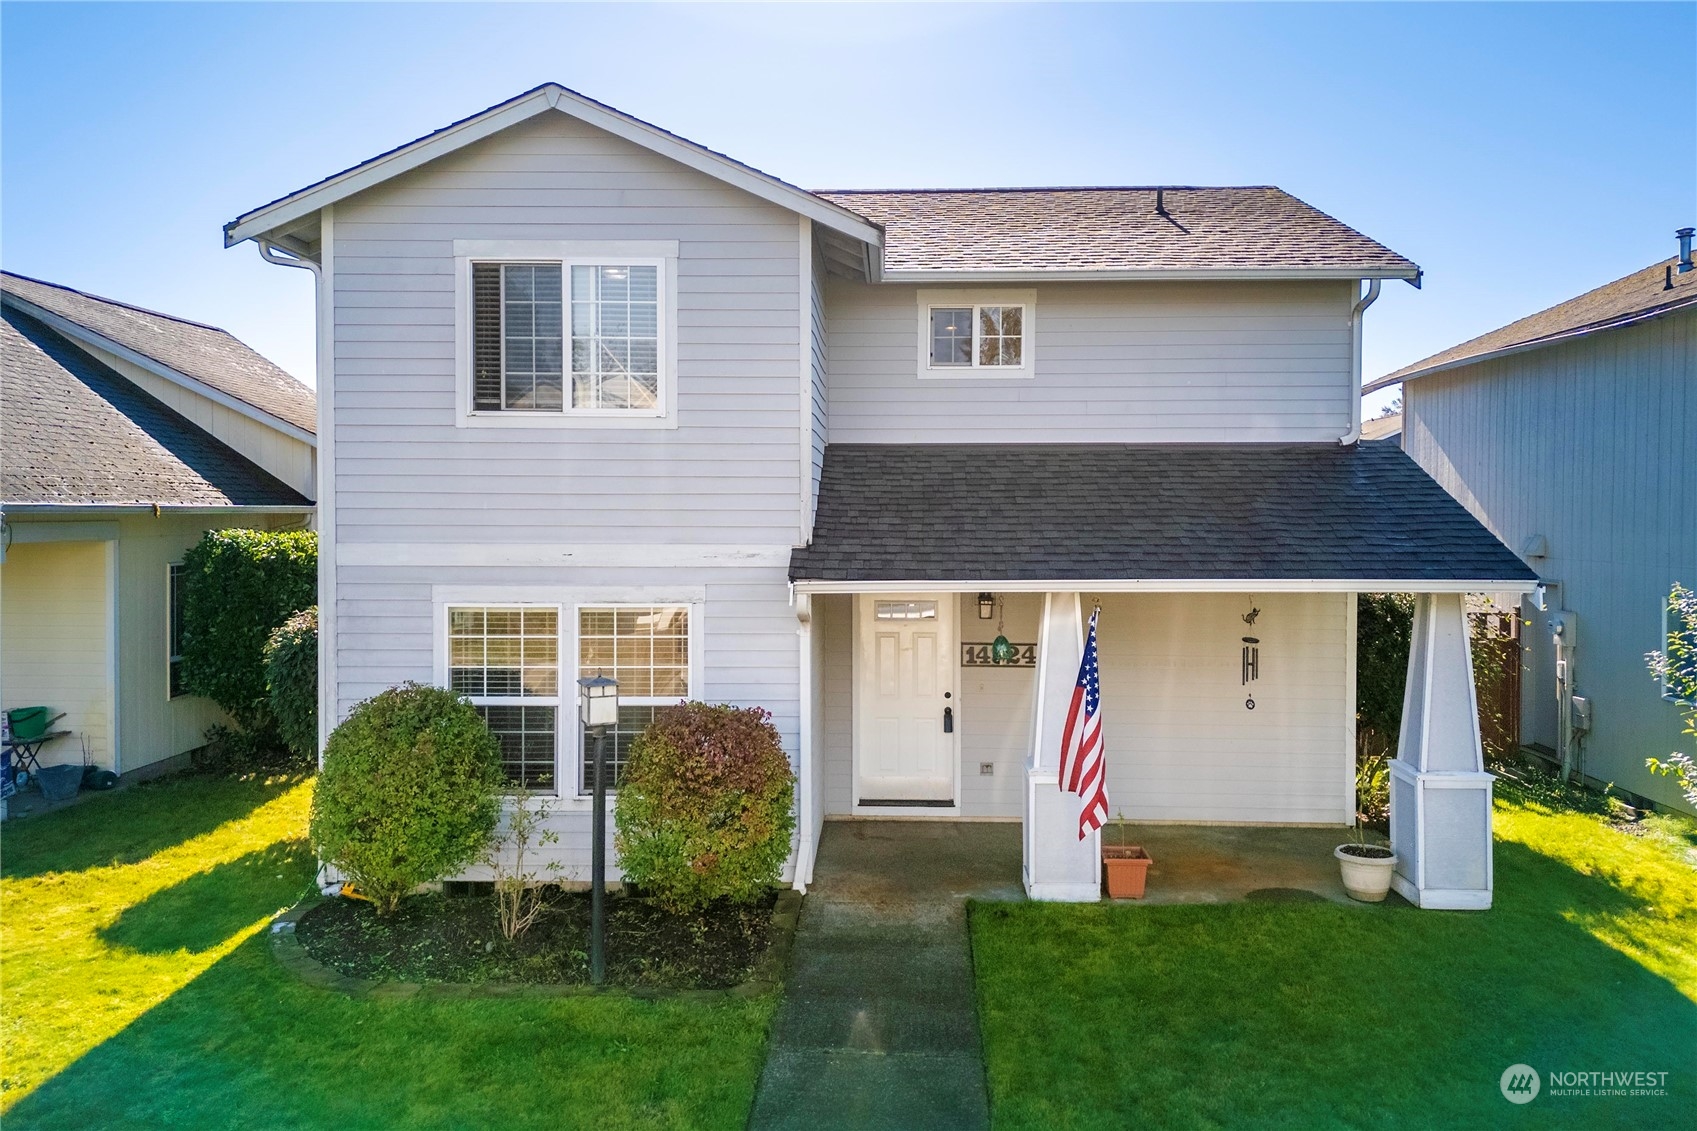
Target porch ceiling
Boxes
[790,441,1538,589]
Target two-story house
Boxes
[225,85,1534,908]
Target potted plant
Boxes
[1336,752,1396,901]
[1102,810,1152,899]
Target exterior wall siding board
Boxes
[1402,309,1695,811]
[827,276,1355,445]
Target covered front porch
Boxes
[808,819,1374,907]
[788,442,1541,910]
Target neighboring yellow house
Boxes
[1,273,316,779]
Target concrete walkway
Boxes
[748,821,1022,1131]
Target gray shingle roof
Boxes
[791,442,1534,584]
[2,307,311,508]
[813,187,1419,277]
[0,271,316,434]
[1369,255,1697,390]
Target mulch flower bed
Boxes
[295,887,777,990]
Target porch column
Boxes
[1389,592,1495,910]
[1022,592,1102,901]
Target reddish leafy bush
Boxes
[613,702,795,913]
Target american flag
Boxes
[1058,609,1109,839]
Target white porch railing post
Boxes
[1389,592,1495,910]
[1022,592,1101,901]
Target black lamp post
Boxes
[578,672,619,985]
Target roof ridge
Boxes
[813,185,1279,195]
[1373,255,1693,387]
[0,271,232,336]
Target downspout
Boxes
[1340,278,1381,445]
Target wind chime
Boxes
[1241,602,1261,710]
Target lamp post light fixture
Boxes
[577,672,619,985]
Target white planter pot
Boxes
[1335,844,1397,903]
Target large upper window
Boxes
[578,606,690,791]
[449,606,561,790]
[916,290,1035,378]
[458,241,674,424]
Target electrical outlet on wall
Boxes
[979,762,995,776]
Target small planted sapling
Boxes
[486,791,562,942]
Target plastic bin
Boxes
[36,764,83,802]
[7,707,51,742]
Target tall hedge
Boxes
[265,606,318,763]
[181,529,316,733]
[1356,593,1414,741]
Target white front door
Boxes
[854,595,957,805]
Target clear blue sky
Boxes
[4,2,1693,413]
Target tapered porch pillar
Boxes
[1390,592,1495,910]
[1022,592,1102,901]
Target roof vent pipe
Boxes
[1678,227,1695,273]
[1155,188,1169,217]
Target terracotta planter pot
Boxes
[1334,843,1397,902]
[1102,845,1152,899]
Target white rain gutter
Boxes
[1341,278,1382,445]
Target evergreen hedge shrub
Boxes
[310,683,505,914]
[180,528,316,738]
[614,702,794,914]
[264,606,318,764]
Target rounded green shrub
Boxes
[264,606,318,766]
[310,682,505,914]
[614,702,795,914]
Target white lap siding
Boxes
[1095,592,1353,825]
[326,111,808,880]
[826,278,1355,444]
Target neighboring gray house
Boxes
[1,273,316,779]
[1368,234,1697,814]
[225,85,1534,907]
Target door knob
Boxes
[943,706,954,734]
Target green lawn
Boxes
[0,774,775,1130]
[971,777,1697,1130]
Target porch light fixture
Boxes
[978,593,995,620]
[990,596,1015,664]
[577,672,619,985]
[578,672,620,730]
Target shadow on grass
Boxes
[969,839,1696,1130]
[98,839,315,954]
[7,926,775,1131]
[0,773,306,881]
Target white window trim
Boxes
[440,601,565,794]
[571,601,703,798]
[167,562,186,701]
[453,240,680,429]
[431,585,706,806]
[915,288,1037,380]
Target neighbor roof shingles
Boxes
[791,442,1533,584]
[1,307,311,508]
[0,271,316,435]
[813,187,1419,276]
[1372,256,1697,388]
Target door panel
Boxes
[855,596,956,803]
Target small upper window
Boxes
[471,261,661,414]
[928,304,1023,368]
[918,292,1034,377]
